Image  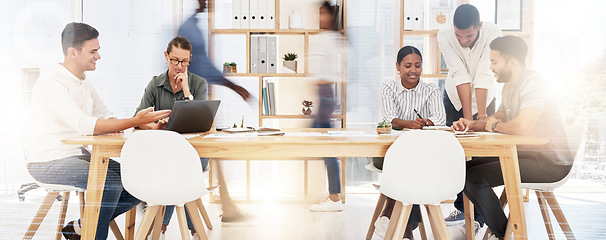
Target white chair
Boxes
[120,130,211,240]
[23,181,125,240]
[380,130,465,240]
[484,125,583,240]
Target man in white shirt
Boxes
[25,22,170,240]
[437,4,501,232]
[438,4,500,125]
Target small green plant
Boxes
[283,53,298,61]
[223,61,237,66]
[377,121,391,128]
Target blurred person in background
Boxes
[309,0,347,212]
[174,0,254,229]
[178,0,250,101]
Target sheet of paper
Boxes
[325,131,378,137]
[181,133,202,139]
[284,132,323,137]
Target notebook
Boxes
[165,100,221,133]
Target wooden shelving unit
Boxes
[208,0,347,128]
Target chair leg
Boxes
[79,191,85,220]
[417,207,428,240]
[110,220,125,240]
[125,207,137,240]
[196,198,213,230]
[150,206,165,240]
[463,193,475,240]
[536,191,556,240]
[55,192,71,240]
[176,206,192,240]
[542,191,576,240]
[23,192,59,240]
[426,204,451,240]
[366,193,387,240]
[134,205,161,240]
[186,201,209,240]
[384,201,403,240]
[393,203,413,240]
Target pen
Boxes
[413,109,428,126]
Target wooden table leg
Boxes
[463,193,475,240]
[499,145,527,239]
[81,146,110,240]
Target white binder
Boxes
[250,35,259,73]
[249,0,259,29]
[241,0,250,29]
[267,0,275,28]
[412,0,425,30]
[258,36,268,73]
[403,0,413,30]
[258,0,267,29]
[267,36,277,73]
[232,0,241,29]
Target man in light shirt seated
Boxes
[452,35,572,240]
[25,22,170,240]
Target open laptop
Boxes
[165,100,221,133]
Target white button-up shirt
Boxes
[380,80,446,126]
[25,63,113,163]
[438,22,501,113]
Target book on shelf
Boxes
[403,0,425,30]
[250,35,277,73]
[262,86,269,115]
[267,81,276,115]
[233,0,275,29]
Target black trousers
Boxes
[462,156,571,237]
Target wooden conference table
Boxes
[62,128,547,240]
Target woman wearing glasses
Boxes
[134,36,208,240]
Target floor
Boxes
[3,178,606,240]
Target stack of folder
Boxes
[232,0,276,29]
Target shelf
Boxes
[211,29,324,35]
[402,30,439,36]
[225,73,310,77]
[261,114,344,119]
[421,74,447,78]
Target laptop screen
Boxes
[165,100,221,133]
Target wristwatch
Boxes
[184,94,194,101]
[491,121,500,132]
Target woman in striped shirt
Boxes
[372,46,446,239]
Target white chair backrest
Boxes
[380,130,465,205]
[120,130,206,206]
[523,124,585,191]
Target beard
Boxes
[495,69,512,83]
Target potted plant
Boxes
[376,121,392,134]
[223,62,237,73]
[283,53,298,73]
[302,100,313,115]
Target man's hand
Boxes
[135,107,171,126]
[150,117,169,130]
[485,117,499,132]
[229,83,250,101]
[452,118,473,131]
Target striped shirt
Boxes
[380,80,446,126]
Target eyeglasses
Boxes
[169,57,190,66]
